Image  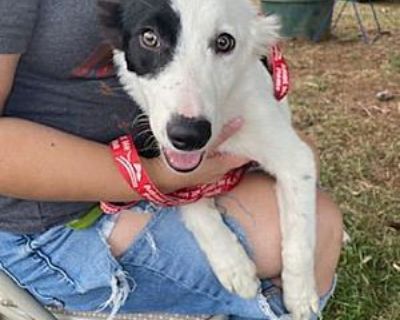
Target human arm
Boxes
[0,54,248,202]
[0,54,18,108]
[0,2,149,202]
[0,118,246,202]
[0,55,135,202]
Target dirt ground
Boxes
[286,2,400,125]
[282,2,399,319]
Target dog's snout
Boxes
[167,115,211,151]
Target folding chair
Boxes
[0,271,215,320]
[315,0,382,43]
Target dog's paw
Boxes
[285,296,319,320]
[283,272,319,320]
[212,250,259,299]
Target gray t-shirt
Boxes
[0,0,142,233]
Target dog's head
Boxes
[98,0,279,172]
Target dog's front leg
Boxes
[181,198,259,299]
[226,115,319,319]
[258,133,319,320]
[274,155,319,320]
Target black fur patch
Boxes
[131,113,160,158]
[98,0,181,77]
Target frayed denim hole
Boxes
[97,269,135,319]
[259,279,336,320]
[116,205,169,266]
[94,220,137,318]
[133,201,162,215]
[100,214,119,239]
[260,283,293,318]
[141,201,162,214]
[95,205,175,294]
[256,292,281,320]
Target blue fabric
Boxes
[0,202,335,319]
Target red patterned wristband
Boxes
[101,135,176,213]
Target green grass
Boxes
[284,3,400,318]
[291,102,400,319]
[389,54,400,73]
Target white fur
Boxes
[114,0,318,319]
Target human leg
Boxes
[111,200,339,318]
[108,171,343,297]
[0,168,342,318]
[0,207,261,317]
[0,195,339,319]
[215,171,343,296]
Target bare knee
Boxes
[316,191,343,251]
[315,191,343,295]
[217,172,283,279]
[108,210,151,257]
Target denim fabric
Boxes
[0,202,335,319]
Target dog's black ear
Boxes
[97,0,123,49]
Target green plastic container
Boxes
[261,0,334,41]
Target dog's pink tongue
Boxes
[164,149,203,171]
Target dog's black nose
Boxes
[167,115,211,151]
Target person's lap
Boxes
[0,202,335,319]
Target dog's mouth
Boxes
[162,148,205,173]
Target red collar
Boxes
[270,45,290,101]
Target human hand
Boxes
[145,117,250,192]
[190,116,250,185]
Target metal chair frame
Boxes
[315,0,382,43]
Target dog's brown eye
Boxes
[215,33,236,54]
[140,29,160,50]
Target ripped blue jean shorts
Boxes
[0,202,336,319]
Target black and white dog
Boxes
[99,1,318,319]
